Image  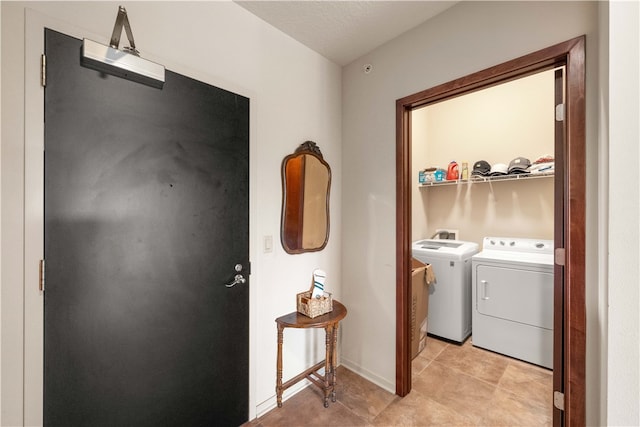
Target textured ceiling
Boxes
[235,1,458,66]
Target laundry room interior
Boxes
[410,67,559,409]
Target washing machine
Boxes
[472,237,554,368]
[411,239,479,343]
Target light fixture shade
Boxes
[81,38,165,89]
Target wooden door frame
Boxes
[395,36,585,426]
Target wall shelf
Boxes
[419,171,554,188]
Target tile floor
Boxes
[245,336,552,426]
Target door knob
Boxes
[225,274,246,288]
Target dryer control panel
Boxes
[482,237,553,254]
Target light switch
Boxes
[264,235,273,253]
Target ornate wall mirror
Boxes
[281,141,331,254]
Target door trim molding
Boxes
[395,36,586,426]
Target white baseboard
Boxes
[254,379,312,418]
[340,358,395,394]
[253,361,396,420]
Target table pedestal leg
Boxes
[323,325,333,408]
[276,325,284,408]
[331,324,339,402]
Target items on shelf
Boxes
[472,160,491,176]
[530,154,555,174]
[446,161,459,180]
[508,157,532,174]
[419,154,555,186]
[418,167,437,183]
[489,163,508,176]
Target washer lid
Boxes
[412,239,479,258]
[415,240,463,250]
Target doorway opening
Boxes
[395,36,586,426]
[409,67,558,423]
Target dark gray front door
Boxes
[43,29,249,426]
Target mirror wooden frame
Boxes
[280,141,331,254]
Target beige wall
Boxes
[606,1,640,424]
[1,2,342,424]
[411,69,555,245]
[417,179,554,245]
[341,1,605,423]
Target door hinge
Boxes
[555,103,564,121]
[39,259,45,292]
[41,54,47,87]
[555,248,566,266]
[554,390,565,411]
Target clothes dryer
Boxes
[472,237,554,368]
[411,239,479,343]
